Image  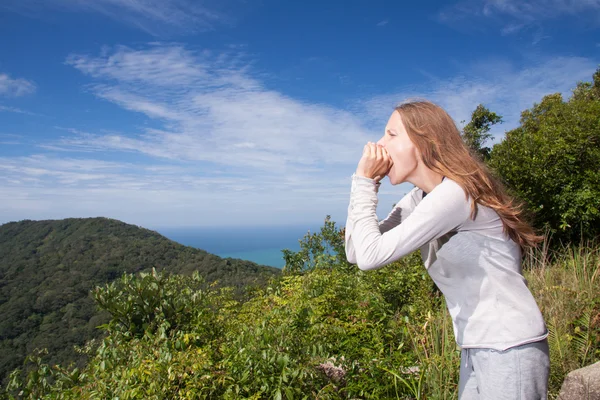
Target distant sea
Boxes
[156,225,323,269]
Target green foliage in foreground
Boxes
[4,219,599,399]
[0,217,279,386]
[4,219,443,399]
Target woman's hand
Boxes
[356,142,393,182]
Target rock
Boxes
[558,361,600,400]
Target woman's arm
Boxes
[344,175,420,264]
[347,175,471,270]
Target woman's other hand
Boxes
[356,142,393,183]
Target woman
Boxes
[344,100,549,399]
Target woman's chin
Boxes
[388,173,406,186]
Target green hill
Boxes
[0,217,280,384]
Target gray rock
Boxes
[559,361,600,400]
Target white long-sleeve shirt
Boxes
[345,174,548,350]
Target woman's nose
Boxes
[376,137,385,147]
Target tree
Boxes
[282,215,352,275]
[461,104,503,160]
[488,69,600,244]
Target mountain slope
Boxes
[0,217,280,384]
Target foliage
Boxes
[461,104,503,160]
[93,269,233,341]
[488,69,600,244]
[3,217,600,399]
[281,215,351,275]
[3,218,439,399]
[0,217,279,385]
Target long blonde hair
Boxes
[395,100,542,249]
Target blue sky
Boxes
[0,0,598,229]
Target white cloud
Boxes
[65,45,210,86]
[0,105,42,116]
[1,0,229,35]
[483,0,600,20]
[60,44,373,172]
[438,0,600,34]
[500,23,526,35]
[0,154,354,227]
[360,56,598,145]
[0,73,36,97]
[0,44,378,226]
[0,133,24,146]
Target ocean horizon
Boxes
[156,225,324,268]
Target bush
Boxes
[489,69,600,244]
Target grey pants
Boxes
[458,339,550,399]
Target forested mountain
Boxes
[0,217,280,384]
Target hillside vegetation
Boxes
[0,217,279,385]
[2,219,599,399]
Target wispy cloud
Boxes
[438,0,600,35]
[359,56,598,145]
[61,44,372,171]
[65,45,212,85]
[0,105,42,116]
[483,0,600,20]
[1,0,230,35]
[0,154,353,227]
[377,19,389,27]
[0,133,24,146]
[0,73,36,97]
[0,44,375,226]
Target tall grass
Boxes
[525,243,600,397]
[403,242,599,399]
[408,308,460,399]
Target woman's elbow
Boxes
[345,243,383,270]
[344,251,374,270]
[357,262,372,271]
[346,253,357,264]
[355,256,380,271]
[344,242,357,264]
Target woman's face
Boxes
[376,110,419,185]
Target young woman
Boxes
[345,100,549,399]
